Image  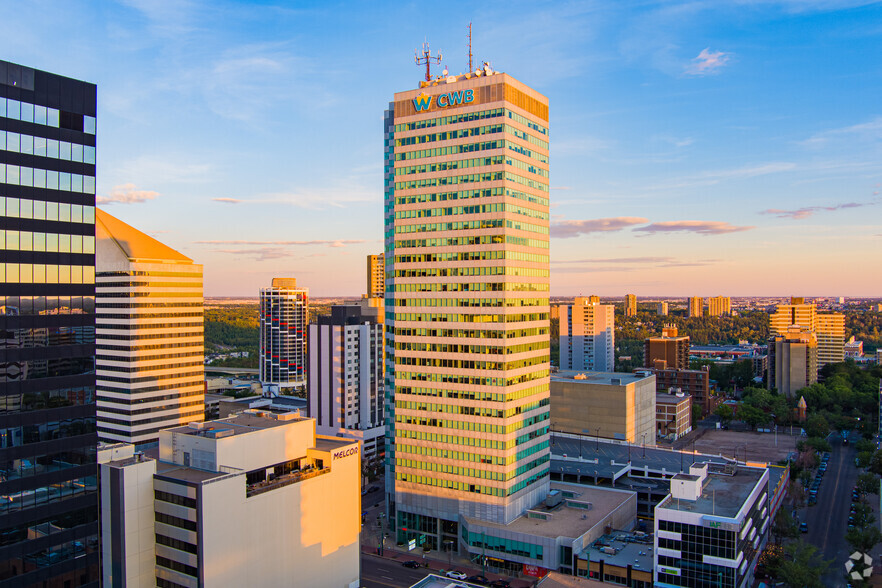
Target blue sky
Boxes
[3,0,880,297]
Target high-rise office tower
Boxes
[644,326,690,370]
[385,68,551,545]
[366,253,385,299]
[707,296,731,316]
[259,278,308,393]
[560,297,615,371]
[769,298,844,369]
[308,305,385,462]
[687,296,703,318]
[0,60,100,585]
[624,293,637,317]
[95,210,204,445]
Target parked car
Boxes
[446,571,468,580]
[402,560,421,569]
[490,581,512,588]
[466,575,490,586]
[800,522,808,533]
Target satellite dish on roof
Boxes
[442,66,448,76]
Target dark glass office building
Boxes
[0,60,99,586]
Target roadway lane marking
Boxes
[821,446,845,554]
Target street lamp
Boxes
[595,428,600,450]
[642,434,646,458]
[771,413,777,447]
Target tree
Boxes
[857,451,874,468]
[806,437,832,454]
[692,404,703,425]
[868,451,882,477]
[805,415,830,439]
[846,526,882,554]
[739,405,767,430]
[772,508,799,544]
[857,473,880,496]
[715,404,734,426]
[773,539,830,588]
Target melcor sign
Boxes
[333,446,359,460]
[412,89,475,112]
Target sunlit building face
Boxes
[384,71,551,546]
[0,60,100,585]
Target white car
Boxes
[445,571,467,580]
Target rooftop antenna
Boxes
[467,22,474,73]
[415,41,442,82]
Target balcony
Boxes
[246,466,330,498]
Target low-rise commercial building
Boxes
[459,483,638,576]
[845,336,863,358]
[551,371,656,444]
[642,367,714,416]
[654,463,770,588]
[656,391,692,440]
[99,412,361,588]
[576,531,653,587]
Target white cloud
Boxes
[684,48,732,76]
[97,183,159,205]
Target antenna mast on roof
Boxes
[467,22,474,73]
[415,41,442,82]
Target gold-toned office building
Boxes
[769,298,844,369]
[624,293,637,317]
[96,210,204,444]
[707,296,731,316]
[687,296,703,318]
[385,68,551,547]
[366,253,385,298]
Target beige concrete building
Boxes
[366,253,385,298]
[550,371,656,444]
[624,294,637,317]
[769,299,844,368]
[656,390,692,440]
[386,68,551,547]
[768,327,818,397]
[708,296,731,316]
[687,296,703,318]
[560,298,615,372]
[99,412,360,588]
[657,301,669,316]
[95,209,204,445]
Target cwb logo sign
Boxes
[412,89,475,112]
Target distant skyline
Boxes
[2,0,880,296]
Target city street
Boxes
[361,553,431,588]
[803,435,859,588]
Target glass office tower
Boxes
[0,61,99,586]
[385,70,551,549]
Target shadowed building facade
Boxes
[384,69,551,554]
[0,60,99,585]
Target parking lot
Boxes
[687,427,799,463]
